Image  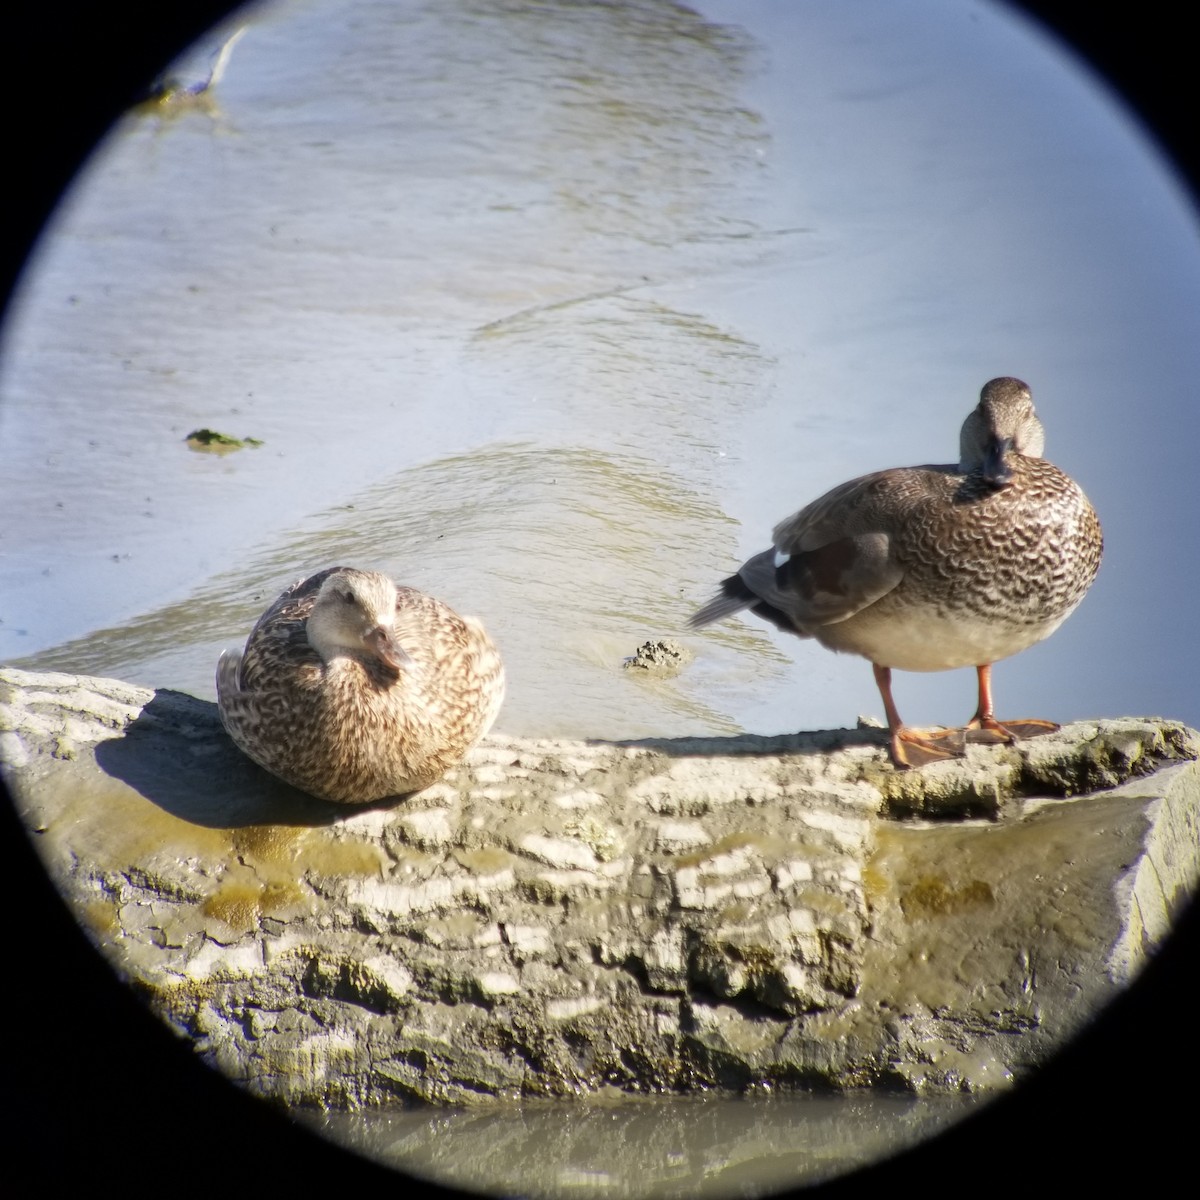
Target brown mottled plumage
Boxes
[217,567,505,803]
[690,378,1103,769]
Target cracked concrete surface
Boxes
[2,666,1197,1107]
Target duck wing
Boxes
[692,470,911,633]
[743,531,902,632]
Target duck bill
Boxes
[365,626,414,671]
[981,435,1015,488]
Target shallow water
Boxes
[307,1091,982,1198]
[4,0,1198,743]
[2,0,1198,1193]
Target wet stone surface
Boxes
[2,666,1197,1107]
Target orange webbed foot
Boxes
[890,726,968,769]
[963,715,1060,745]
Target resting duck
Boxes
[217,566,505,802]
[690,377,1103,769]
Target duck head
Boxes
[959,376,1046,488]
[306,568,414,672]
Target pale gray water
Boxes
[2,0,1197,1193]
[3,0,1197,743]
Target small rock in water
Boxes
[623,638,691,678]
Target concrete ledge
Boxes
[3,666,1196,1106]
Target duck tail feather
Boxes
[688,575,758,628]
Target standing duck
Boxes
[690,378,1102,769]
[217,566,505,802]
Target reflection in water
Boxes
[308,1091,981,1198]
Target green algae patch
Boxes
[79,896,120,940]
[185,428,264,454]
[145,976,221,1021]
[1018,719,1200,796]
[260,879,309,913]
[562,813,623,861]
[300,838,390,877]
[232,823,387,879]
[232,823,303,863]
[202,881,264,933]
[862,719,1200,819]
[899,876,995,919]
[454,846,518,875]
[201,877,311,934]
[674,830,777,869]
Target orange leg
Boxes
[964,663,1059,743]
[872,664,965,769]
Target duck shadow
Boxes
[595,722,1059,770]
[598,726,892,760]
[93,689,406,830]
[92,689,898,832]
